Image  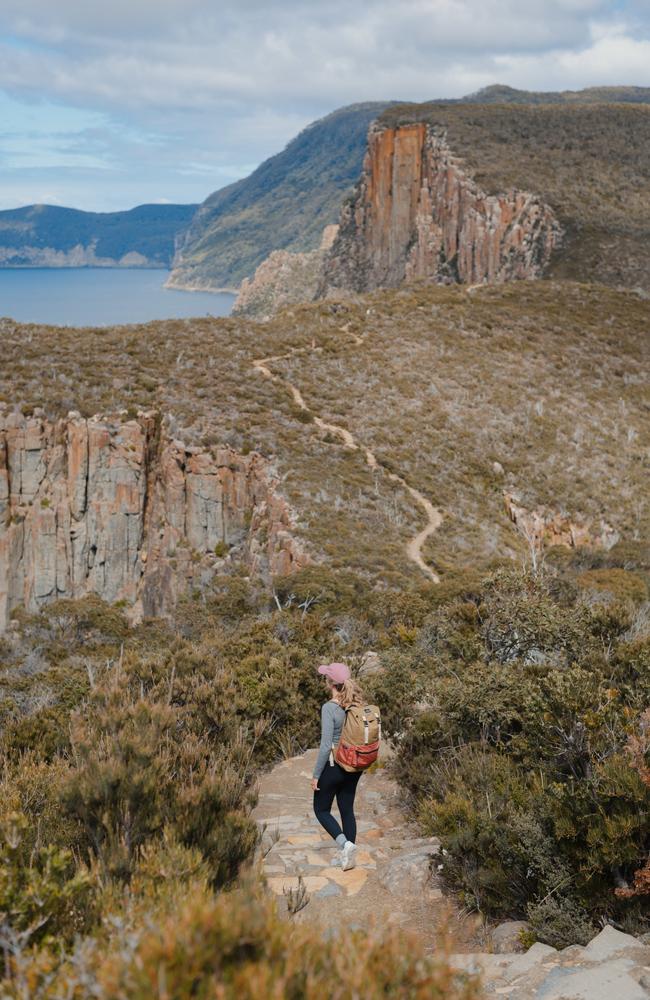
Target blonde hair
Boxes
[332,677,364,710]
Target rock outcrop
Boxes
[504,491,618,550]
[320,122,562,295]
[0,408,308,630]
[232,225,338,319]
[451,925,650,999]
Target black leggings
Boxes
[313,762,362,843]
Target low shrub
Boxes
[396,569,650,945]
[2,880,480,1000]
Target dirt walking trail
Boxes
[251,322,650,999]
[252,327,442,583]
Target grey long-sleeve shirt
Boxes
[313,700,345,779]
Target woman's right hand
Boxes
[311,778,320,791]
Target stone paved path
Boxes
[252,748,472,950]
[253,751,650,998]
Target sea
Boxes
[0,268,235,327]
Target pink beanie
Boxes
[317,661,350,684]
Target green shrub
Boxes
[62,681,260,885]
[396,569,650,943]
[576,568,648,604]
[0,812,96,950]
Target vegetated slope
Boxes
[1,281,647,586]
[167,102,396,290]
[461,83,650,105]
[170,86,650,293]
[374,101,650,291]
[0,202,197,268]
[1,283,648,976]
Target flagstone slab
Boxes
[255,747,650,991]
[320,867,369,895]
[252,747,457,946]
[315,882,343,898]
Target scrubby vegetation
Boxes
[1,271,648,986]
[0,576,488,996]
[381,557,650,947]
[2,281,647,581]
[171,86,650,293]
[0,547,648,988]
[379,101,650,290]
[170,102,391,290]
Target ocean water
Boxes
[0,268,234,327]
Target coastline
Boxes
[164,274,240,294]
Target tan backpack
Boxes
[335,703,382,772]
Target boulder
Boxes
[378,840,439,895]
[491,919,531,954]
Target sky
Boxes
[0,0,649,212]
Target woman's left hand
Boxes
[311,778,320,791]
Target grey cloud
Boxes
[0,0,647,211]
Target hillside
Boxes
[361,101,650,291]
[167,102,393,290]
[461,83,650,105]
[0,202,197,269]
[171,86,650,293]
[1,280,647,614]
[1,280,648,983]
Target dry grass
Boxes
[1,279,648,582]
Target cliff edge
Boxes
[0,408,307,629]
[320,121,561,295]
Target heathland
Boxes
[170,86,650,293]
[1,84,649,995]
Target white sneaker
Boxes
[341,841,357,871]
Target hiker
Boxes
[311,661,381,871]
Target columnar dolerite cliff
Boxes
[320,123,562,295]
[0,409,307,629]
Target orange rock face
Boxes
[503,491,618,551]
[321,123,562,294]
[0,408,308,629]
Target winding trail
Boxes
[252,328,442,583]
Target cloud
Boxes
[0,0,640,111]
[494,20,650,90]
[0,1,647,210]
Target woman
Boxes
[311,661,364,871]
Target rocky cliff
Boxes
[232,225,338,318]
[320,122,562,295]
[169,90,650,294]
[0,408,308,630]
[503,491,619,551]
